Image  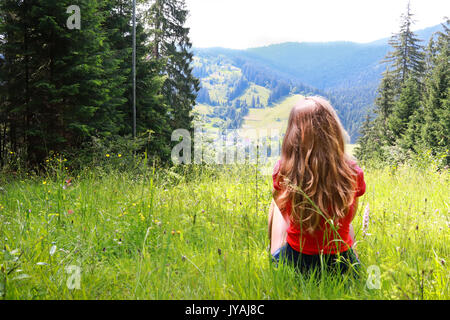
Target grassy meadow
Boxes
[242,95,303,133]
[0,156,448,300]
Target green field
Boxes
[239,84,271,107]
[242,95,303,132]
[1,159,448,299]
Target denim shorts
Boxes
[272,243,361,275]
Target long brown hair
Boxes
[273,96,357,233]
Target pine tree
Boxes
[357,3,427,162]
[421,22,449,162]
[355,111,384,162]
[388,76,421,142]
[103,0,169,159]
[146,0,200,133]
[383,1,425,91]
[373,68,396,144]
[399,107,424,153]
[0,0,119,165]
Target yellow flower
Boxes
[176,230,181,235]
[118,154,122,158]
[106,154,110,158]
[139,213,145,221]
[43,181,47,185]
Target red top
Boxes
[272,159,366,255]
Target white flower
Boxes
[362,204,370,237]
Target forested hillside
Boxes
[192,24,444,142]
[192,48,320,131]
[356,7,449,166]
[0,0,198,168]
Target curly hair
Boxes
[273,96,357,233]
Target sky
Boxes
[185,0,449,49]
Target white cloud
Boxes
[185,0,449,49]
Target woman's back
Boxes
[268,96,367,274]
[272,158,366,255]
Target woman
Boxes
[268,96,366,274]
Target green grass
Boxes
[242,94,303,132]
[197,59,242,105]
[0,161,448,300]
[237,83,271,107]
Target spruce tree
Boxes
[374,68,396,144]
[355,111,385,163]
[146,0,200,134]
[383,1,425,91]
[0,0,119,165]
[421,23,449,162]
[103,0,169,159]
[388,76,421,142]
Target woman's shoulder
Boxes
[272,159,282,191]
[272,159,281,177]
[346,157,366,197]
[347,157,363,174]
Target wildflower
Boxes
[171,230,176,235]
[106,154,110,158]
[43,181,47,185]
[362,204,370,237]
[67,210,74,215]
[139,213,145,221]
[218,248,222,256]
[176,230,181,235]
[118,154,122,158]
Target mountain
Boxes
[192,24,445,142]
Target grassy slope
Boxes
[1,162,448,299]
[242,94,302,132]
[239,83,271,107]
